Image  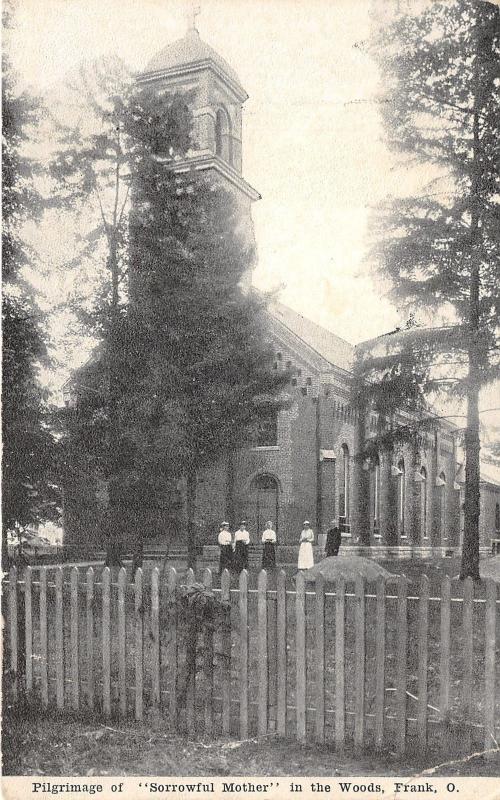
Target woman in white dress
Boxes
[261,521,277,570]
[297,520,314,570]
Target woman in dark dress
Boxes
[325,519,342,557]
[233,521,250,572]
[261,521,277,570]
[218,522,233,575]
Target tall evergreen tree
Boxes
[365,0,500,578]
[2,4,60,565]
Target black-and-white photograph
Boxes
[2,0,500,792]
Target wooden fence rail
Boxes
[3,565,499,758]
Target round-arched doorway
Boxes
[248,474,279,536]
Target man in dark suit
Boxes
[325,519,342,557]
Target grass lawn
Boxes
[3,709,500,777]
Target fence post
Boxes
[439,574,451,722]
[395,574,408,756]
[151,567,161,715]
[315,573,325,744]
[257,570,269,736]
[40,567,48,709]
[86,567,95,711]
[117,567,127,717]
[335,576,346,751]
[9,566,18,702]
[267,577,277,733]
[374,575,386,751]
[135,567,144,721]
[484,579,497,755]
[276,569,287,738]
[55,567,64,711]
[70,567,80,712]
[239,569,249,740]
[221,568,231,736]
[417,574,429,753]
[185,567,196,737]
[354,575,366,755]
[167,567,178,728]
[462,577,474,752]
[102,566,111,717]
[202,568,214,736]
[24,567,33,698]
[296,570,306,744]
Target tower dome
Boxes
[143,27,246,98]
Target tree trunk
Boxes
[460,29,482,582]
[225,452,235,526]
[186,470,198,570]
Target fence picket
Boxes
[354,575,365,754]
[55,567,64,710]
[167,568,178,726]
[374,575,386,750]
[70,567,80,711]
[257,570,269,736]
[102,567,111,717]
[335,576,346,750]
[9,566,18,701]
[484,579,497,754]
[239,570,249,740]
[221,569,231,735]
[134,568,144,721]
[276,570,287,737]
[151,567,161,715]
[267,583,277,732]
[315,573,325,744]
[86,568,95,711]
[24,567,33,697]
[439,574,451,721]
[117,568,127,717]
[296,571,306,744]
[40,568,48,709]
[462,577,474,751]
[417,574,429,752]
[395,575,408,756]
[202,568,214,736]
[185,567,196,737]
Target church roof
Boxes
[142,28,244,93]
[269,301,355,373]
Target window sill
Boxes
[251,445,280,451]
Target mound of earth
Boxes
[302,555,395,582]
[479,554,500,582]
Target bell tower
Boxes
[137,11,260,268]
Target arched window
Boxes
[250,474,279,536]
[438,471,447,540]
[339,444,350,533]
[397,459,406,539]
[372,455,381,538]
[215,107,233,165]
[420,466,428,540]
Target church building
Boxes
[64,20,500,557]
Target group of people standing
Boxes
[217,520,277,574]
[217,518,342,575]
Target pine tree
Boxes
[123,127,289,566]
[2,4,60,566]
[365,0,500,578]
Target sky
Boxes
[8,0,500,466]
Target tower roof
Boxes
[142,28,245,96]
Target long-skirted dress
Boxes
[233,528,250,572]
[218,529,233,574]
[297,527,314,570]
[261,527,277,570]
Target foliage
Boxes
[2,3,61,545]
[361,0,500,577]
